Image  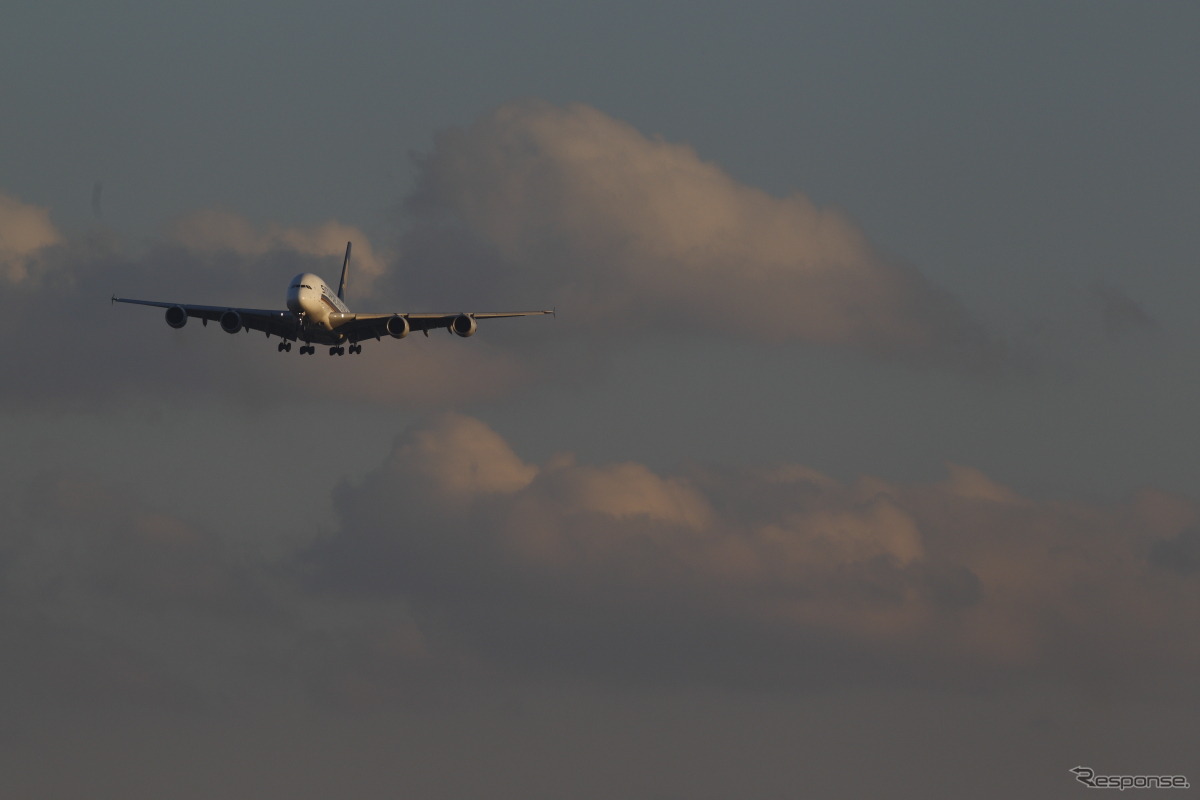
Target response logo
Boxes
[1071,767,1190,790]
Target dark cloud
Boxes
[1149,527,1200,575]
[1092,281,1158,340]
[22,469,261,612]
[6,467,430,715]
[311,414,1200,693]
[21,416,1191,711]
[2,420,1197,799]
[7,469,260,714]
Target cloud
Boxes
[5,469,264,712]
[5,414,1198,723]
[402,100,997,365]
[314,413,1200,691]
[6,467,429,712]
[1149,527,1200,575]
[0,200,533,410]
[19,469,257,611]
[168,210,388,295]
[379,412,539,500]
[1091,281,1158,340]
[0,92,1015,413]
[0,192,61,283]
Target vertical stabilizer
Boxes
[337,242,351,302]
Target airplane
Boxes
[113,242,554,355]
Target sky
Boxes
[2,2,1199,797]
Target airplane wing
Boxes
[114,295,553,345]
[330,310,555,343]
[112,297,301,339]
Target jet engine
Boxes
[451,313,477,338]
[386,314,410,339]
[220,310,243,334]
[164,305,188,329]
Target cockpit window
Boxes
[290,284,314,290]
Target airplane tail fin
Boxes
[337,242,351,302]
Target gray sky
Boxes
[2,2,1199,798]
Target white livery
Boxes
[114,243,553,355]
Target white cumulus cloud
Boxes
[404,101,996,364]
[0,192,62,283]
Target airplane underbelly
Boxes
[306,300,347,331]
[298,325,344,345]
[301,302,333,329]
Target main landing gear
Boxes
[278,341,357,355]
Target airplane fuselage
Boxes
[287,272,349,333]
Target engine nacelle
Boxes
[164,305,188,329]
[219,310,243,334]
[385,314,410,339]
[451,313,477,338]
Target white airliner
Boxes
[113,243,553,355]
